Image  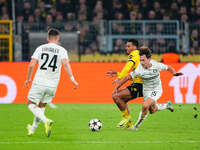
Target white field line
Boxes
[0,140,200,144]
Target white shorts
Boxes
[28,83,56,104]
[143,89,162,102]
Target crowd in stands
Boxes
[0,0,200,59]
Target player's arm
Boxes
[113,74,132,94]
[62,58,78,89]
[158,62,183,76]
[114,69,138,92]
[118,61,134,79]
[106,69,117,77]
[167,65,183,76]
[25,58,37,88]
[112,61,134,84]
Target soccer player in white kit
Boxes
[113,46,183,131]
[25,28,78,137]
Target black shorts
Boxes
[127,83,143,99]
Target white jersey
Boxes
[130,59,168,92]
[31,43,69,88]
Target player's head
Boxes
[139,46,152,68]
[125,39,139,54]
[47,28,60,43]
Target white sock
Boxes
[41,107,45,113]
[28,104,48,123]
[48,103,57,108]
[156,103,168,111]
[31,107,46,131]
[134,112,148,128]
[32,117,40,131]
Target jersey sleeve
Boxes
[117,54,138,79]
[157,62,168,71]
[128,54,136,63]
[31,47,40,60]
[117,61,134,79]
[61,48,69,60]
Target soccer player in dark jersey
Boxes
[107,39,142,128]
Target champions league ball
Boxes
[89,119,102,131]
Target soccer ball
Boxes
[89,119,102,131]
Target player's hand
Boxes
[112,78,120,84]
[25,80,31,88]
[73,81,78,89]
[106,69,117,77]
[173,72,183,76]
[112,87,118,95]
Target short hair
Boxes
[127,39,139,47]
[47,28,59,37]
[139,46,152,58]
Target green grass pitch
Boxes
[0,104,200,150]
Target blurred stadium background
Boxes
[0,0,200,62]
[1,1,200,150]
[0,0,200,104]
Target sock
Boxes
[48,103,57,108]
[121,109,131,119]
[28,104,48,123]
[134,112,148,128]
[41,107,45,113]
[32,117,40,131]
[156,103,168,111]
[31,107,46,131]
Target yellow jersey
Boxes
[117,50,142,83]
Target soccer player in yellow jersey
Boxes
[107,39,142,128]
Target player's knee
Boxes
[112,92,117,100]
[149,105,156,114]
[38,102,47,108]
[149,107,153,114]
[112,93,119,103]
[142,104,149,112]
[149,108,156,114]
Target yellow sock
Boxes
[121,109,131,119]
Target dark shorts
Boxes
[127,83,143,99]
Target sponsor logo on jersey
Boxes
[128,55,133,59]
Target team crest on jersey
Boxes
[153,69,157,73]
[128,55,133,59]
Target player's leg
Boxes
[112,87,132,128]
[155,101,174,112]
[27,100,49,123]
[112,83,143,128]
[39,102,54,137]
[131,98,155,130]
[149,103,157,114]
[26,100,48,135]
[149,101,173,114]
[125,83,143,128]
[26,84,47,135]
[131,89,162,130]
[48,102,57,108]
[28,101,48,134]
[41,87,56,137]
[28,102,48,131]
[112,87,132,112]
